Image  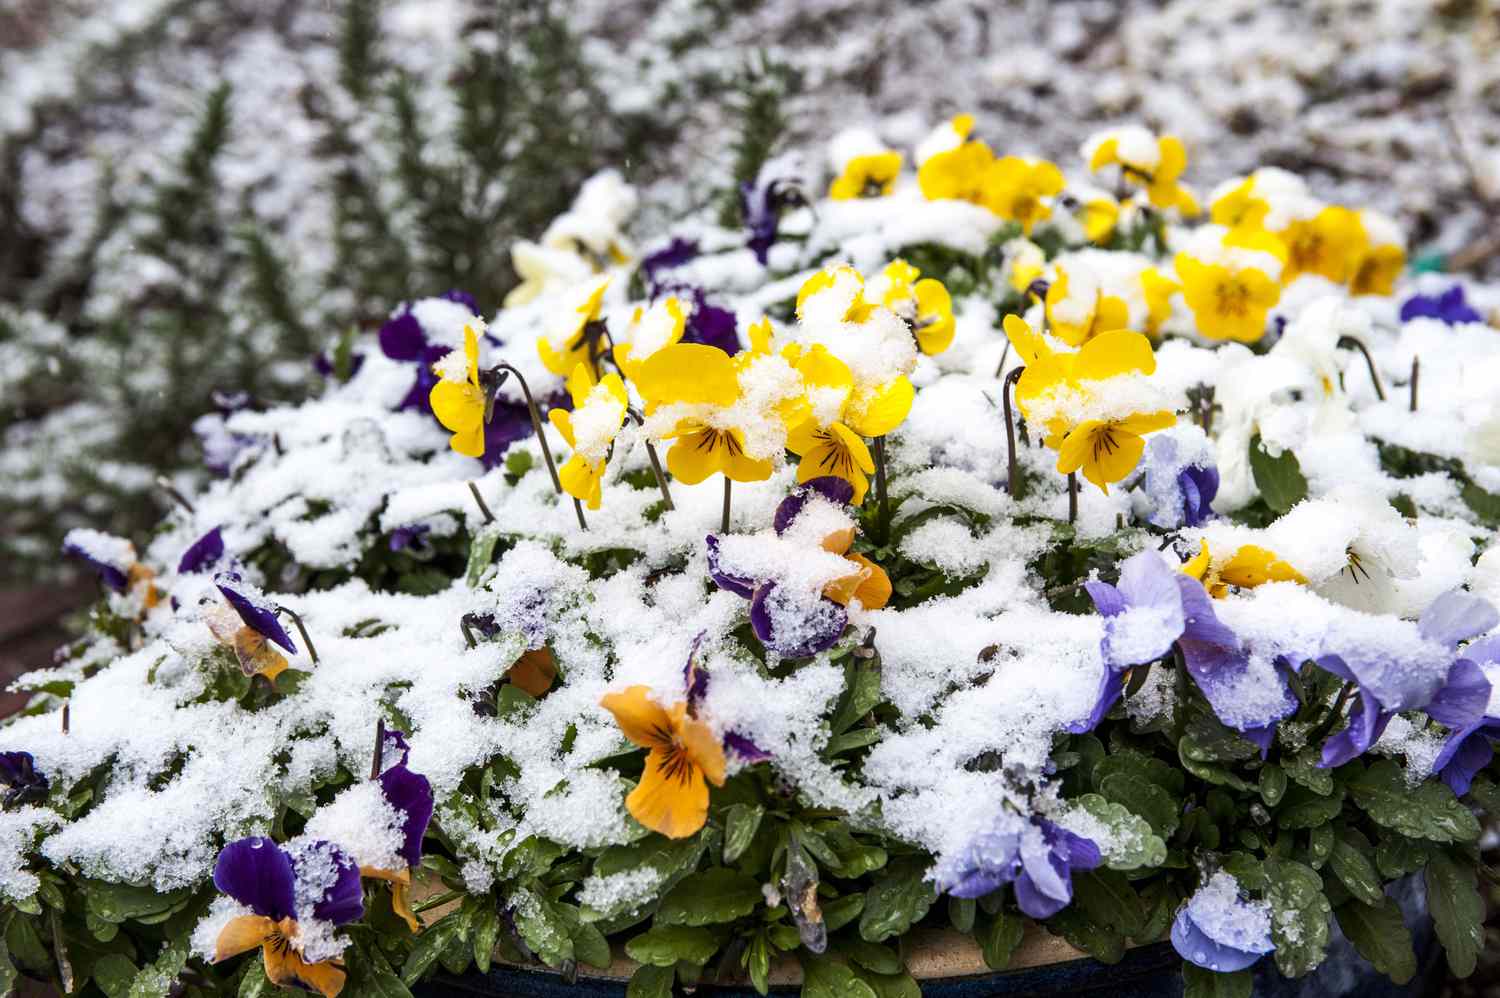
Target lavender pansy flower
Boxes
[1399,285,1482,326]
[215,573,297,655]
[0,751,49,807]
[1429,635,1500,794]
[1140,431,1218,529]
[1318,588,1497,768]
[1171,872,1275,972]
[938,815,1101,919]
[750,582,848,659]
[1082,552,1293,743]
[178,526,225,574]
[683,290,740,355]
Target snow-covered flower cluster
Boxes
[6,110,1500,998]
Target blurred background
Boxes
[2,0,1499,693]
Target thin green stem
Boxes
[873,435,890,544]
[722,477,732,535]
[1067,471,1078,524]
[467,481,495,523]
[1002,366,1025,499]
[1337,335,1386,401]
[573,497,588,531]
[276,605,319,665]
[495,363,563,494]
[369,718,385,780]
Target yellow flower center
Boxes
[1214,278,1252,317]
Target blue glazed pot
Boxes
[414,878,1439,998]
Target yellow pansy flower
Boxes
[830,151,903,200]
[1045,266,1131,347]
[873,259,956,355]
[1182,539,1306,598]
[547,363,629,510]
[536,277,610,376]
[1277,206,1366,285]
[1079,195,1121,244]
[1140,268,1178,336]
[1174,253,1280,343]
[600,686,726,839]
[1008,240,1047,294]
[430,324,487,458]
[1210,177,1270,231]
[1055,411,1177,493]
[787,420,877,504]
[634,343,774,485]
[1003,315,1159,444]
[982,156,1064,233]
[613,296,686,380]
[1088,131,1199,215]
[796,265,877,324]
[917,139,996,204]
[1348,243,1405,297]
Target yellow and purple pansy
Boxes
[362,730,434,933]
[211,836,364,998]
[208,573,299,681]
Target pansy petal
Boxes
[600,686,674,750]
[506,648,559,698]
[1425,658,1491,729]
[1418,589,1499,649]
[1438,730,1493,797]
[1073,329,1157,382]
[216,578,296,653]
[377,765,434,869]
[213,837,296,920]
[178,527,225,574]
[671,705,727,787]
[294,841,364,925]
[1171,910,1266,973]
[627,746,710,839]
[262,931,347,998]
[213,915,275,962]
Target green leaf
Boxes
[823,894,865,932]
[1259,764,1288,807]
[624,925,719,967]
[81,880,193,923]
[799,953,878,998]
[626,963,675,998]
[1099,773,1179,839]
[858,860,937,943]
[466,528,500,587]
[471,905,500,974]
[1334,898,1416,985]
[1425,852,1484,977]
[1093,749,1186,795]
[657,869,762,926]
[1263,858,1331,978]
[510,890,574,968]
[850,965,922,998]
[1249,434,1308,512]
[1072,870,1145,937]
[1182,964,1252,998]
[238,959,271,998]
[92,953,140,998]
[1045,905,1126,964]
[841,938,901,975]
[1327,832,1382,905]
[571,920,612,970]
[1306,823,1335,868]
[825,728,882,757]
[948,896,975,933]
[1348,760,1481,843]
[723,803,765,864]
[402,910,469,984]
[1072,794,1167,870]
[977,909,1024,970]
[830,658,883,735]
[1283,750,1335,796]
[1460,479,1500,527]
[1374,835,1431,879]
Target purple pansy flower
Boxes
[215,573,297,655]
[378,308,450,414]
[1317,589,1497,768]
[684,291,740,355]
[62,529,135,592]
[441,288,480,313]
[0,751,49,807]
[374,732,434,870]
[739,178,804,265]
[773,477,855,535]
[178,527,225,574]
[1082,552,1294,745]
[1399,286,1482,325]
[724,731,773,764]
[388,524,430,553]
[213,836,363,927]
[706,535,757,599]
[640,238,700,294]
[1171,872,1275,972]
[480,397,536,470]
[750,583,848,658]
[937,815,1101,918]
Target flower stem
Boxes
[1336,335,1386,401]
[61,700,70,735]
[873,435,890,545]
[369,718,385,780]
[467,481,495,523]
[1002,366,1026,499]
[1067,471,1078,524]
[414,889,462,914]
[722,477,732,535]
[1309,681,1357,744]
[495,363,563,494]
[461,617,478,649]
[573,497,588,531]
[276,605,319,665]
[992,340,1011,380]
[627,409,674,511]
[154,476,195,514]
[1409,355,1419,412]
